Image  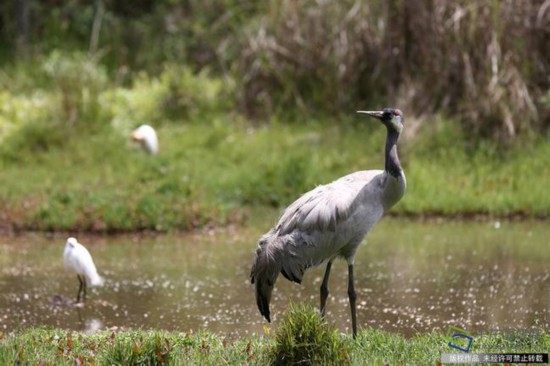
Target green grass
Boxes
[0,53,548,233]
[400,119,550,218]
[270,303,350,365]
[0,328,269,366]
[1,305,548,365]
[0,115,549,233]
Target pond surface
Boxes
[0,218,548,337]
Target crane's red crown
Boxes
[392,109,403,116]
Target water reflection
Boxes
[0,219,548,337]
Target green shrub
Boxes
[269,303,350,366]
[42,50,108,129]
[0,117,67,163]
[0,51,112,163]
[0,88,56,149]
[158,64,232,120]
[103,64,233,134]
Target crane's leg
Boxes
[320,260,333,317]
[347,264,357,339]
[76,275,84,303]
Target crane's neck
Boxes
[385,127,402,178]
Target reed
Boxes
[236,0,549,143]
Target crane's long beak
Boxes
[357,110,384,120]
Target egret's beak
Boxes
[130,132,141,141]
[357,110,384,120]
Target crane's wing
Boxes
[275,170,385,235]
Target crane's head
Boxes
[356,108,404,134]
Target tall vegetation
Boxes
[236,0,549,142]
[0,2,549,232]
[1,0,548,144]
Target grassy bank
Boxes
[0,320,550,365]
[0,115,549,233]
[0,328,455,365]
[0,52,548,233]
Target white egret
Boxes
[131,124,159,154]
[63,237,104,303]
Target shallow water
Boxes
[0,218,548,337]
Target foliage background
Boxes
[0,0,549,231]
[2,0,549,140]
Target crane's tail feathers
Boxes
[254,275,275,322]
[250,234,284,322]
[250,233,309,321]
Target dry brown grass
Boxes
[236,0,550,143]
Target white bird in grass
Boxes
[63,237,104,303]
[250,108,406,338]
[131,124,159,155]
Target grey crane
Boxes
[250,108,406,338]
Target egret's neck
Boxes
[385,128,402,178]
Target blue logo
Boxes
[446,326,473,352]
